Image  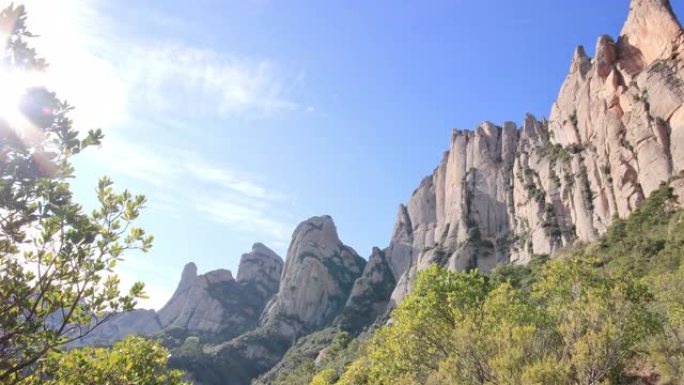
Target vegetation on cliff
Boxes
[296,184,684,385]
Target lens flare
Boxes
[0,69,41,134]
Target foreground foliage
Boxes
[309,184,684,385]
[0,5,182,385]
[39,336,187,385]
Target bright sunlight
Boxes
[0,69,41,134]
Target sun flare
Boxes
[0,69,42,134]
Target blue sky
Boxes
[13,0,684,308]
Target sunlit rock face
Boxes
[157,243,284,341]
[259,215,366,337]
[158,264,236,335]
[236,243,284,298]
[387,0,684,305]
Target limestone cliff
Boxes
[236,243,283,298]
[260,216,366,337]
[387,0,684,304]
[158,264,236,336]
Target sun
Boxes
[0,69,41,134]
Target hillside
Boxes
[279,182,684,384]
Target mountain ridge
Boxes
[80,1,684,384]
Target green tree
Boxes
[336,357,370,385]
[420,280,551,385]
[533,257,660,384]
[0,5,157,384]
[365,265,492,384]
[335,259,661,385]
[39,336,188,385]
[646,263,684,384]
[310,369,336,385]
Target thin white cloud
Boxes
[10,0,302,309]
[91,136,287,202]
[15,0,301,130]
[185,159,287,202]
[88,134,294,240]
[120,45,300,119]
[195,199,293,241]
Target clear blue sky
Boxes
[16,0,684,308]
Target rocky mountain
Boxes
[333,247,395,332]
[168,216,366,385]
[385,0,684,305]
[76,243,283,347]
[79,1,684,384]
[159,243,284,343]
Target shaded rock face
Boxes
[158,265,236,335]
[76,244,283,348]
[176,216,366,385]
[335,247,396,332]
[388,0,684,305]
[158,243,284,342]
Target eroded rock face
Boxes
[159,245,284,341]
[78,245,283,348]
[158,265,235,335]
[260,215,366,337]
[237,243,284,297]
[335,247,396,332]
[388,0,684,305]
[173,216,366,385]
[618,0,684,77]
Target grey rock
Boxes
[78,245,283,348]
[261,215,366,337]
[172,216,365,385]
[237,243,284,298]
[335,247,396,332]
[157,267,236,335]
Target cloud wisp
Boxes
[18,0,302,130]
[120,45,300,119]
[89,135,296,244]
[13,0,303,309]
[18,0,301,243]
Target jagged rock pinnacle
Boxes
[619,0,684,72]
